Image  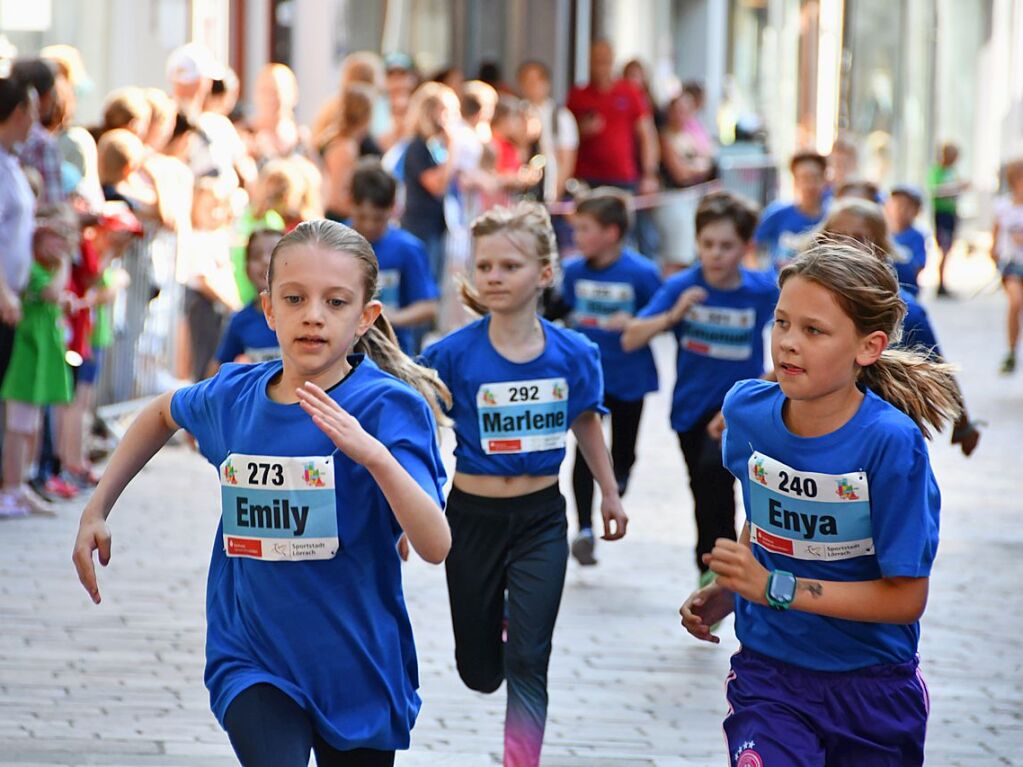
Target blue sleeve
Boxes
[374,389,447,520]
[215,312,245,363]
[636,261,664,308]
[570,338,607,420]
[560,259,581,309]
[902,301,942,358]
[418,340,453,413]
[637,274,685,319]
[871,429,940,578]
[754,205,781,247]
[170,374,225,464]
[400,237,439,304]
[721,381,755,482]
[911,232,928,271]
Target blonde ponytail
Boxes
[780,238,963,436]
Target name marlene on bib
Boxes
[747,451,874,561]
[477,378,569,455]
[219,453,339,561]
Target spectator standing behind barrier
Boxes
[243,64,307,166]
[567,40,661,258]
[660,91,715,189]
[312,52,385,160]
[400,82,460,286]
[320,84,375,223]
[13,59,65,205]
[754,150,828,270]
[517,60,578,207]
[377,52,420,153]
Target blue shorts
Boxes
[1002,261,1023,280]
[723,648,928,767]
[72,349,105,386]
[933,210,958,253]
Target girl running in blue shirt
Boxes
[421,202,628,767]
[681,239,961,766]
[73,220,452,767]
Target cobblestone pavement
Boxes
[1,263,1020,766]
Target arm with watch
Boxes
[680,523,930,643]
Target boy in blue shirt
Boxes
[211,229,283,374]
[624,191,778,584]
[350,159,439,354]
[561,189,662,565]
[755,151,828,270]
[886,185,928,296]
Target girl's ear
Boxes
[539,262,555,290]
[856,329,888,368]
[358,300,383,337]
[261,291,275,330]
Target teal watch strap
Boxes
[765,569,796,610]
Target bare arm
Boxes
[636,115,660,192]
[386,298,439,328]
[991,220,1001,264]
[571,411,627,540]
[72,391,181,603]
[621,285,707,352]
[706,526,930,624]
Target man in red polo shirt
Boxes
[568,40,660,256]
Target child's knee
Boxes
[5,401,41,436]
[456,660,504,694]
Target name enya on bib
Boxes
[377,269,401,309]
[573,279,634,328]
[681,305,756,360]
[477,378,569,454]
[747,451,874,561]
[220,453,339,561]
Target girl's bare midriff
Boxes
[453,471,559,499]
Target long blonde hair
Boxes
[779,238,961,438]
[267,220,451,420]
[460,202,559,316]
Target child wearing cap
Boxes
[886,185,928,296]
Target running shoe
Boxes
[1000,352,1016,375]
[0,491,30,518]
[64,468,99,490]
[18,486,57,516]
[44,474,79,500]
[571,528,598,566]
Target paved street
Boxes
[1,257,1021,766]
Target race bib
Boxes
[477,378,569,454]
[747,451,874,561]
[573,279,634,328]
[244,346,281,363]
[220,453,339,561]
[681,305,756,360]
[775,231,804,267]
[377,268,401,309]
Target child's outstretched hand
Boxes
[680,581,733,643]
[703,538,769,606]
[73,508,112,604]
[599,494,628,541]
[297,382,384,466]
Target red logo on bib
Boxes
[754,527,794,555]
[488,439,523,453]
[227,537,262,557]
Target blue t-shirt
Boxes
[900,289,941,358]
[372,226,440,354]
[170,357,446,749]
[421,316,606,476]
[638,266,778,432]
[722,379,940,672]
[892,227,927,296]
[754,202,824,268]
[215,303,280,364]
[561,249,662,401]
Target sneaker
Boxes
[17,486,57,516]
[571,528,598,566]
[936,284,953,298]
[44,475,79,500]
[27,476,56,503]
[0,491,30,519]
[1000,353,1016,375]
[63,468,98,491]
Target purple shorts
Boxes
[723,648,928,767]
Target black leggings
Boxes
[572,395,644,531]
[444,483,568,767]
[223,684,395,767]
[677,408,737,572]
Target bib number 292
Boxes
[508,385,540,402]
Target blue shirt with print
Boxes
[754,202,825,268]
[638,265,778,432]
[722,379,940,672]
[372,226,439,353]
[561,249,662,401]
[892,226,928,296]
[215,303,280,364]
